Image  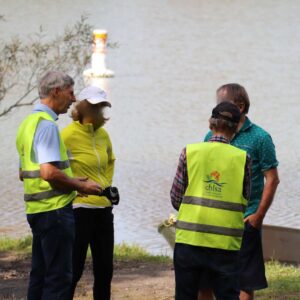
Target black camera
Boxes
[100,186,120,205]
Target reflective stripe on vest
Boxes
[22,160,70,179]
[16,112,76,214]
[175,142,247,251]
[176,220,244,237]
[24,190,66,202]
[182,196,246,213]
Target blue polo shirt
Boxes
[204,117,278,217]
[32,103,61,164]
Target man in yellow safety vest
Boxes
[16,71,102,300]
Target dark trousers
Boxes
[26,203,75,300]
[174,243,240,300]
[238,222,268,291]
[69,207,114,300]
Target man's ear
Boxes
[237,102,245,114]
[51,87,60,98]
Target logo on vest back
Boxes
[203,170,226,197]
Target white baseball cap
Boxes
[77,86,111,106]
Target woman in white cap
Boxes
[61,85,116,300]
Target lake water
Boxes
[1,0,300,255]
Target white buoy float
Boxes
[83,29,114,80]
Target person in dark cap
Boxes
[170,102,252,300]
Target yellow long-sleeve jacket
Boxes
[61,121,116,208]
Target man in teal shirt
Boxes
[203,83,279,300]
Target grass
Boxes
[256,260,300,299]
[0,235,32,253]
[1,236,300,298]
[113,243,171,263]
[0,235,171,263]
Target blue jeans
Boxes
[26,203,75,300]
[174,243,240,300]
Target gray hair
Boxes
[38,71,74,99]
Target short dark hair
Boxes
[216,83,250,114]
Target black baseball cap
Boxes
[211,102,241,124]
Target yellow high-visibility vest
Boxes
[176,142,247,250]
[16,112,76,214]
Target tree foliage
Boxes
[0,15,115,117]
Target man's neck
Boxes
[237,114,246,132]
[40,98,59,115]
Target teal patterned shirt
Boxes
[205,117,278,217]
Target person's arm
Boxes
[40,162,102,196]
[170,148,188,210]
[244,168,279,228]
[244,133,279,228]
[106,135,116,186]
[35,120,102,195]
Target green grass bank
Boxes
[0,236,299,299]
[0,235,170,262]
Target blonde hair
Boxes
[70,101,83,122]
